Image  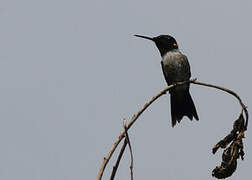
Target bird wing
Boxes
[161,61,171,85]
[180,54,191,79]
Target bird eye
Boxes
[173,43,178,47]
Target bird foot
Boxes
[190,78,197,82]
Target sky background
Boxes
[0,0,251,179]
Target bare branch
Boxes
[97,80,193,180]
[97,79,248,180]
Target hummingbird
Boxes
[134,34,199,127]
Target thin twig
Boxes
[124,119,134,180]
[110,138,128,180]
[191,81,248,129]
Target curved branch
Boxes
[97,79,248,180]
[191,81,248,129]
[97,80,192,180]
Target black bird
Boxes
[135,34,199,127]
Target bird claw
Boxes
[190,78,197,82]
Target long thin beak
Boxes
[134,34,154,41]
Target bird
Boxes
[134,34,199,127]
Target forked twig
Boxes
[110,120,135,180]
[124,120,134,180]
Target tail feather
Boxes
[170,91,199,127]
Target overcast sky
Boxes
[0,0,251,180]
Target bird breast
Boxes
[162,50,191,89]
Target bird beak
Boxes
[134,34,154,41]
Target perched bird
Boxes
[135,34,199,127]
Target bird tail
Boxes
[170,90,199,127]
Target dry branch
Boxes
[212,113,246,178]
[97,79,193,180]
[97,79,248,180]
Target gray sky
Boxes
[0,0,251,179]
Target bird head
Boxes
[134,34,178,56]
